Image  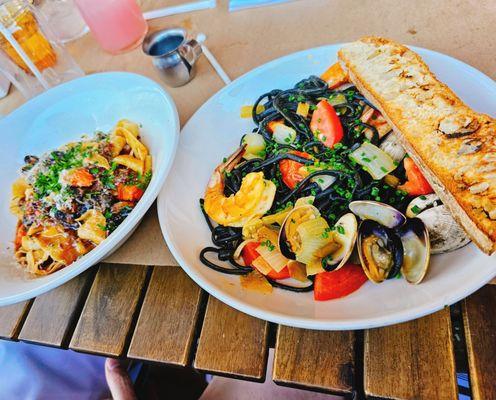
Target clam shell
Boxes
[323,213,357,271]
[405,194,442,218]
[417,205,471,254]
[399,218,430,284]
[349,200,406,228]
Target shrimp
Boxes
[204,146,276,227]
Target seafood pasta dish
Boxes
[10,119,152,275]
[199,37,495,301]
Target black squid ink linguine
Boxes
[198,63,436,301]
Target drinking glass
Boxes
[0,0,84,98]
[38,0,87,43]
[74,0,148,54]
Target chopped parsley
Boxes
[260,240,275,251]
[34,143,86,198]
[411,205,422,215]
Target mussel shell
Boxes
[357,219,404,283]
[278,204,320,260]
[398,218,430,284]
[349,200,406,229]
[405,194,442,218]
[417,205,471,254]
[322,213,357,271]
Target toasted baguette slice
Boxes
[338,37,496,254]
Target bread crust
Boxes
[338,36,496,254]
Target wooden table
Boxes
[1,264,495,399]
[1,1,495,399]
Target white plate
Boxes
[158,44,496,330]
[0,72,179,306]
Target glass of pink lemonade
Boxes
[74,0,148,54]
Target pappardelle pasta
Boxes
[10,119,152,275]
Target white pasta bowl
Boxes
[0,72,179,306]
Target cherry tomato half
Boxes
[310,100,344,149]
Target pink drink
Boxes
[74,0,148,54]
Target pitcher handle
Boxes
[180,39,202,67]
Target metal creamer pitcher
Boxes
[142,27,202,87]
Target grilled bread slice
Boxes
[338,37,496,254]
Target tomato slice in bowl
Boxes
[279,151,312,189]
[310,100,344,149]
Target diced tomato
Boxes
[320,62,348,89]
[67,168,94,187]
[117,184,144,201]
[314,263,368,301]
[14,224,26,250]
[242,242,290,280]
[279,150,312,189]
[310,100,344,149]
[267,266,290,280]
[398,158,434,196]
[241,241,260,266]
[267,119,284,133]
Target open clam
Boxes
[349,200,406,228]
[278,205,357,274]
[278,204,320,260]
[417,205,470,254]
[357,219,403,283]
[398,218,430,284]
[406,195,470,254]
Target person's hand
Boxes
[105,358,137,400]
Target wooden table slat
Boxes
[463,285,496,400]
[18,269,94,347]
[364,308,458,400]
[273,326,355,395]
[69,263,148,357]
[0,301,32,340]
[128,267,203,366]
[194,296,269,381]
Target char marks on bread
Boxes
[338,36,496,254]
